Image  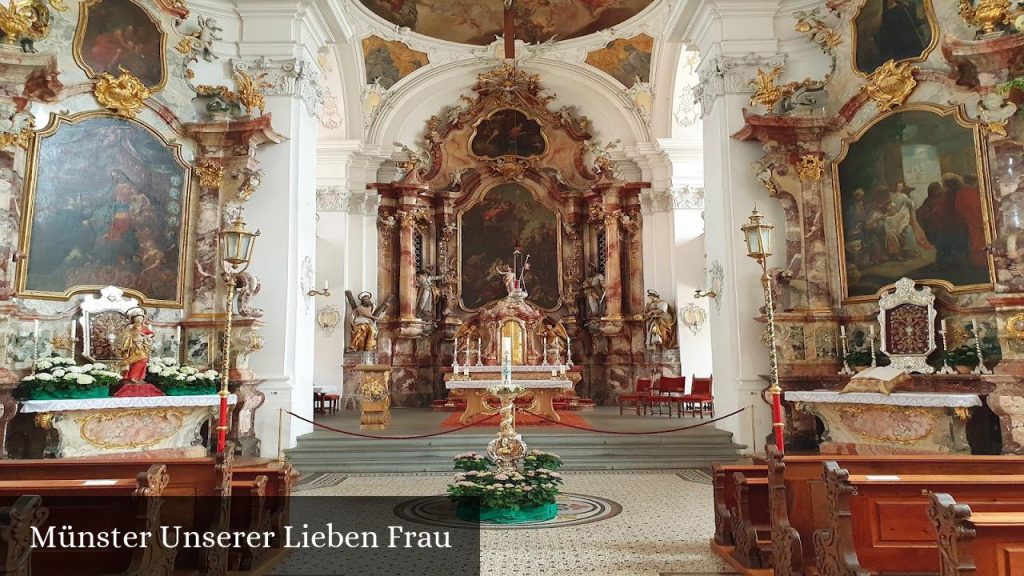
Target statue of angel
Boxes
[540,320,569,364]
[344,290,390,352]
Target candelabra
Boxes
[868,327,877,368]
[307,280,331,298]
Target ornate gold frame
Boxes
[15,110,193,307]
[850,0,939,77]
[456,182,564,313]
[72,0,169,91]
[832,103,996,303]
[467,107,551,161]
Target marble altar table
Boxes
[785,390,982,455]
[20,394,237,458]
[445,366,575,424]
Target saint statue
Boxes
[495,263,517,295]
[415,268,444,320]
[581,271,606,319]
[345,291,390,353]
[643,290,675,350]
[119,307,154,381]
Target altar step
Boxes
[285,429,745,474]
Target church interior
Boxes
[0,0,1023,574]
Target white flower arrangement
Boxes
[144,357,219,390]
[18,357,118,398]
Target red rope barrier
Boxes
[519,406,748,435]
[286,406,747,439]
[285,410,501,440]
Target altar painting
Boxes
[459,184,560,310]
[471,109,546,159]
[75,0,167,88]
[835,108,991,299]
[852,0,936,75]
[18,114,190,305]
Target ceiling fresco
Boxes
[356,0,656,46]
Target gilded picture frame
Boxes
[16,111,193,307]
[850,0,938,77]
[832,103,996,303]
[457,182,564,312]
[73,0,169,90]
[468,108,550,160]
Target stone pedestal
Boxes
[351,365,391,430]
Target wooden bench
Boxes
[764,447,1024,576]
[712,463,768,546]
[0,454,233,576]
[730,473,772,570]
[929,493,1024,576]
[0,464,175,576]
[229,475,269,572]
[813,463,1024,575]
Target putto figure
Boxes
[345,290,390,353]
[119,307,154,381]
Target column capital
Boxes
[694,52,787,117]
[231,57,327,120]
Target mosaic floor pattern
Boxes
[393,492,622,529]
[294,471,736,575]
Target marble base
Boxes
[788,391,980,455]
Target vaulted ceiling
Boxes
[356,0,656,45]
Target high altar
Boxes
[346,62,680,408]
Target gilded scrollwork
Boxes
[958,0,1016,35]
[93,69,153,118]
[863,60,917,111]
[796,154,825,183]
[195,160,224,189]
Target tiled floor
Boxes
[294,471,737,576]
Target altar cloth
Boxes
[784,390,981,408]
[20,394,237,413]
[445,380,573,389]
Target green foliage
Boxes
[447,450,564,510]
[944,344,979,368]
[14,357,119,399]
[844,348,873,366]
[996,77,1024,95]
[144,357,219,389]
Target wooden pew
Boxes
[813,462,1024,575]
[929,493,1024,576]
[0,464,175,576]
[730,473,772,570]
[765,447,1024,576]
[0,495,46,575]
[229,474,269,571]
[0,453,233,576]
[712,463,768,546]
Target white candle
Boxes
[869,324,874,337]
[566,335,571,364]
[940,318,947,332]
[543,336,547,355]
[453,337,459,368]
[551,368,557,377]
[70,319,76,341]
[324,279,329,290]
[33,320,39,340]
[502,336,512,357]
[840,325,846,338]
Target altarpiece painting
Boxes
[471,109,546,158]
[74,0,167,88]
[459,183,561,310]
[17,113,191,305]
[835,107,993,299]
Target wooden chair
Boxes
[681,375,714,418]
[618,378,654,415]
[649,376,687,417]
[324,393,340,414]
[313,392,326,415]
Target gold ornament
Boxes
[234,70,272,117]
[749,68,786,110]
[195,161,224,188]
[1006,312,1024,339]
[0,0,59,49]
[0,127,33,149]
[93,69,153,118]
[794,11,841,50]
[985,119,1009,137]
[175,36,194,55]
[863,60,916,111]
[796,154,826,182]
[958,0,1014,35]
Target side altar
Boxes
[18,394,237,458]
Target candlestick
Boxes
[838,327,854,375]
[453,336,459,369]
[972,318,992,375]
[938,328,955,374]
[566,335,572,365]
[542,336,548,365]
[477,337,482,365]
[32,319,39,360]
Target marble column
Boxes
[601,185,624,320]
[397,206,419,323]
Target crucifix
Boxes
[503,0,515,59]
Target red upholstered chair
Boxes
[618,378,654,416]
[324,394,341,415]
[681,376,714,419]
[650,376,687,417]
